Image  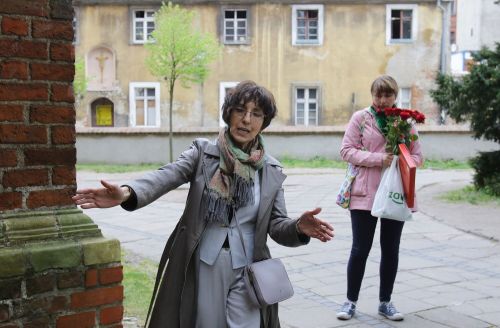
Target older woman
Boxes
[73,80,334,328]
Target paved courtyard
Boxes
[77,168,500,328]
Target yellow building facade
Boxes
[73,0,447,129]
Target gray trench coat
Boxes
[122,138,310,328]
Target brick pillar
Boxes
[0,1,123,327]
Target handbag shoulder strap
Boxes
[233,209,252,266]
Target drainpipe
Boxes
[437,0,451,74]
[437,0,451,124]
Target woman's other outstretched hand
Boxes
[72,180,129,209]
[296,207,334,242]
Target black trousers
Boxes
[346,210,404,303]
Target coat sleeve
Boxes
[121,140,202,211]
[267,186,310,247]
[340,110,385,167]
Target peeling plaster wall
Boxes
[75,2,444,128]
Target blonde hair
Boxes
[370,75,399,97]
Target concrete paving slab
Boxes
[77,168,500,327]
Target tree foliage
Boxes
[431,43,500,143]
[145,2,219,162]
[73,56,87,100]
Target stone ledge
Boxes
[0,237,121,278]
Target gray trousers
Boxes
[196,248,260,328]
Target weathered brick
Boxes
[56,311,95,328]
[0,0,48,17]
[0,105,23,122]
[32,20,73,41]
[0,278,22,300]
[26,188,75,208]
[99,266,123,285]
[50,0,74,20]
[0,61,29,80]
[24,148,76,166]
[70,286,123,309]
[30,105,75,124]
[0,192,22,211]
[100,305,123,325]
[3,169,49,188]
[52,166,75,185]
[0,304,9,322]
[0,323,19,328]
[0,149,18,167]
[0,125,47,144]
[52,126,75,144]
[31,63,74,82]
[50,43,74,62]
[50,84,74,103]
[57,271,82,289]
[48,296,67,313]
[0,83,48,101]
[1,17,29,36]
[85,269,97,288]
[26,274,55,296]
[0,40,48,59]
[23,315,50,328]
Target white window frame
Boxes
[219,82,239,127]
[132,9,156,44]
[129,82,161,127]
[397,87,412,108]
[292,4,324,46]
[223,8,249,44]
[293,86,320,126]
[386,4,418,45]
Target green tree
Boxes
[145,2,219,162]
[431,43,500,195]
[73,56,87,100]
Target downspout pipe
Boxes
[437,0,451,124]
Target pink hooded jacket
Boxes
[340,108,424,211]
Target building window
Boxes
[219,82,239,127]
[223,9,248,44]
[292,5,324,46]
[294,87,319,126]
[398,88,411,108]
[133,9,156,44]
[129,82,160,127]
[386,4,418,44]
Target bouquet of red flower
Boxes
[382,107,425,155]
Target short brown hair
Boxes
[370,75,399,97]
[221,80,277,129]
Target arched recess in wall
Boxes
[86,46,117,91]
[90,97,114,127]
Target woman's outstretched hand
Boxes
[72,180,128,209]
[296,207,334,242]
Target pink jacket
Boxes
[340,108,424,211]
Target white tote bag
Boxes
[371,156,412,221]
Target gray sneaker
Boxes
[378,301,404,321]
[336,301,356,320]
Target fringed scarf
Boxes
[204,128,266,224]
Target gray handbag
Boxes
[235,215,294,308]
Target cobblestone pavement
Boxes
[77,168,500,328]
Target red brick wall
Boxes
[0,265,124,327]
[0,0,76,212]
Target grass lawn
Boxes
[122,250,158,325]
[77,158,471,172]
[441,185,500,206]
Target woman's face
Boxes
[372,92,396,110]
[229,101,265,149]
